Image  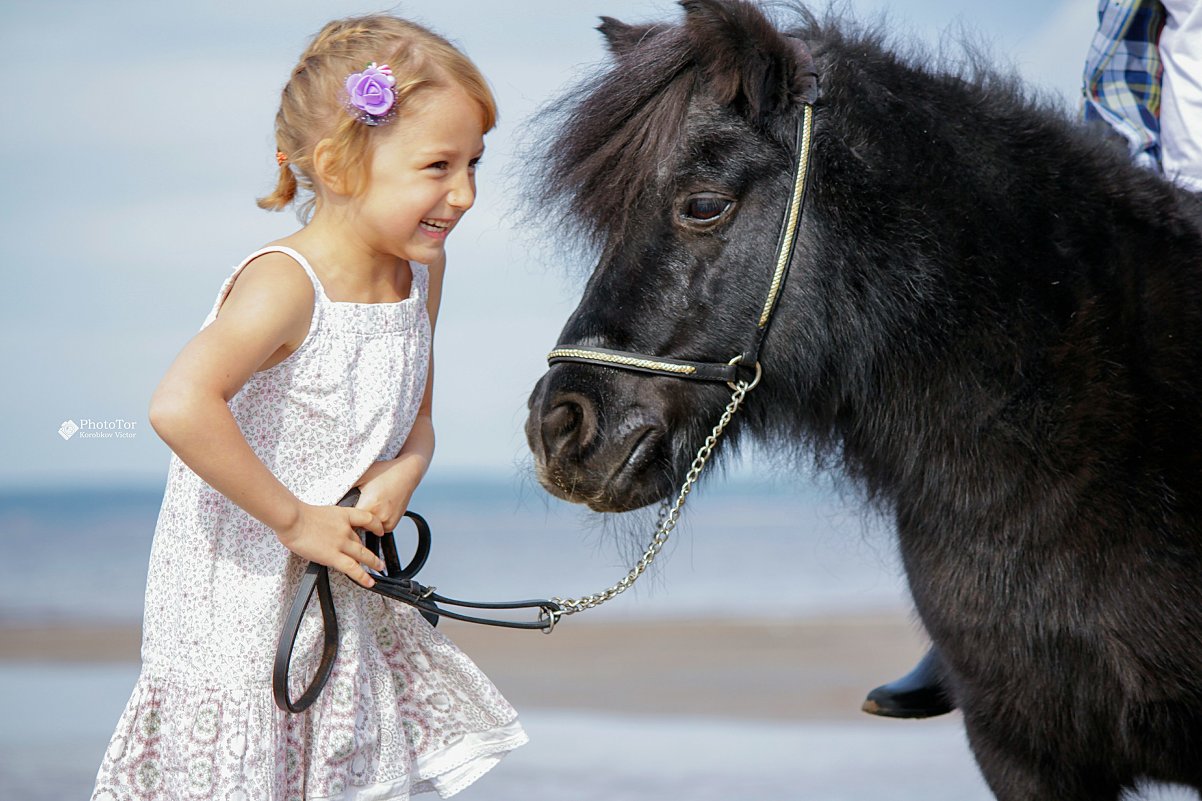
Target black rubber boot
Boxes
[861,646,956,718]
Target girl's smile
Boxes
[418,217,456,239]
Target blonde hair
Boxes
[258,15,498,218]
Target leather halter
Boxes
[547,103,815,387]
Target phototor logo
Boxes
[58,418,138,441]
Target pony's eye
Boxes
[682,194,734,223]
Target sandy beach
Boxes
[10,617,1198,800]
[0,613,929,721]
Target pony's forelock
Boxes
[520,25,695,265]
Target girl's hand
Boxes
[355,456,427,532]
[275,502,388,588]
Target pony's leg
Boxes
[964,721,1124,801]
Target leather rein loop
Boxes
[547,103,815,386]
[273,488,562,713]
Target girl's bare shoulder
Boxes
[207,250,316,369]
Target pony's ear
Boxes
[681,0,818,121]
[597,16,662,58]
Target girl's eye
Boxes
[428,161,449,171]
[682,194,734,223]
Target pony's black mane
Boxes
[527,4,1099,259]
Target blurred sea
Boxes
[0,474,910,626]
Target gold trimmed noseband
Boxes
[545,348,698,375]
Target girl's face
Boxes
[350,83,486,263]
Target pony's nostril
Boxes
[541,394,598,462]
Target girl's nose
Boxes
[448,172,476,210]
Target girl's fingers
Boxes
[359,543,387,572]
[339,555,376,588]
[339,534,386,573]
[352,508,386,536]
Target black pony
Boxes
[523,1,1202,798]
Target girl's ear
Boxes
[312,138,350,197]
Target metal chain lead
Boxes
[550,373,757,619]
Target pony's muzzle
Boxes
[526,370,678,511]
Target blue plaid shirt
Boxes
[1082,0,1166,170]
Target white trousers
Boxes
[1161,0,1202,191]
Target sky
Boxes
[0,0,1099,489]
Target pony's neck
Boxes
[796,38,1202,517]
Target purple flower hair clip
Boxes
[345,62,396,125]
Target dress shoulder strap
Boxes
[200,246,326,330]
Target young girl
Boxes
[90,15,526,801]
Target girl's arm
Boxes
[149,253,386,586]
[355,255,446,530]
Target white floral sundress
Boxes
[90,246,526,801]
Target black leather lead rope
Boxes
[272,551,339,713]
[273,488,561,713]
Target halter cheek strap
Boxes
[547,102,815,387]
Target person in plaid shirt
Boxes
[864,0,1201,720]
[1084,0,1202,190]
